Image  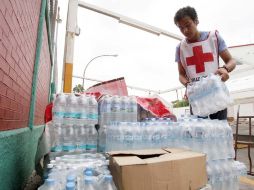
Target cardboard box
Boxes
[108,148,207,190]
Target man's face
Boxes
[176,16,198,41]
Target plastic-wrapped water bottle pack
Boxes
[102,117,235,161]
[187,74,232,116]
[51,94,98,153]
[52,94,98,125]
[206,160,247,190]
[38,153,117,190]
[98,95,138,128]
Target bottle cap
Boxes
[45,178,55,186]
[66,182,75,190]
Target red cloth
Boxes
[136,97,173,118]
[44,102,53,123]
[86,77,128,96]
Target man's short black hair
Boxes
[174,6,198,25]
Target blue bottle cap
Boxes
[104,175,113,181]
[67,174,76,182]
[66,182,75,190]
[84,170,93,176]
[45,178,55,186]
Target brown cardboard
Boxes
[108,148,207,190]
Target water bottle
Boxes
[84,170,98,182]
[62,124,76,152]
[74,124,87,152]
[98,96,105,127]
[106,123,115,151]
[83,177,98,190]
[165,121,174,148]
[141,122,150,149]
[66,174,76,184]
[111,96,121,122]
[99,175,117,190]
[123,122,134,150]
[128,96,137,122]
[98,125,106,152]
[88,96,98,125]
[38,178,59,190]
[223,120,235,159]
[65,94,79,124]
[103,96,112,126]
[53,94,66,124]
[221,161,234,190]
[43,164,54,180]
[52,123,63,152]
[112,122,123,151]
[132,122,142,149]
[86,125,98,153]
[150,122,161,149]
[179,120,192,150]
[66,182,75,190]
[120,96,128,122]
[78,95,88,125]
[172,121,181,148]
[160,122,168,147]
[191,119,206,153]
[214,161,224,190]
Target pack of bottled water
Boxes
[98,95,137,128]
[176,117,235,161]
[53,94,98,125]
[206,160,247,190]
[51,123,98,153]
[100,118,171,152]
[187,74,232,116]
[101,116,246,190]
[38,153,117,190]
[102,117,235,161]
[51,94,98,153]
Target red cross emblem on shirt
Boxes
[186,45,214,73]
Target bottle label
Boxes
[86,144,97,151]
[79,113,87,119]
[54,111,65,118]
[63,145,76,151]
[88,113,98,120]
[51,145,62,152]
[78,144,87,150]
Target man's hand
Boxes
[215,67,229,81]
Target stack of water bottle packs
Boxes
[187,74,232,116]
[102,117,234,160]
[206,159,246,190]
[38,153,117,190]
[98,95,138,127]
[51,93,99,153]
[49,93,246,190]
[100,116,247,190]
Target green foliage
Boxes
[172,99,189,108]
[73,84,84,93]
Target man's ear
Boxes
[195,19,199,25]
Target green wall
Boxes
[0,126,46,190]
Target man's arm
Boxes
[216,49,236,81]
[178,61,189,87]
